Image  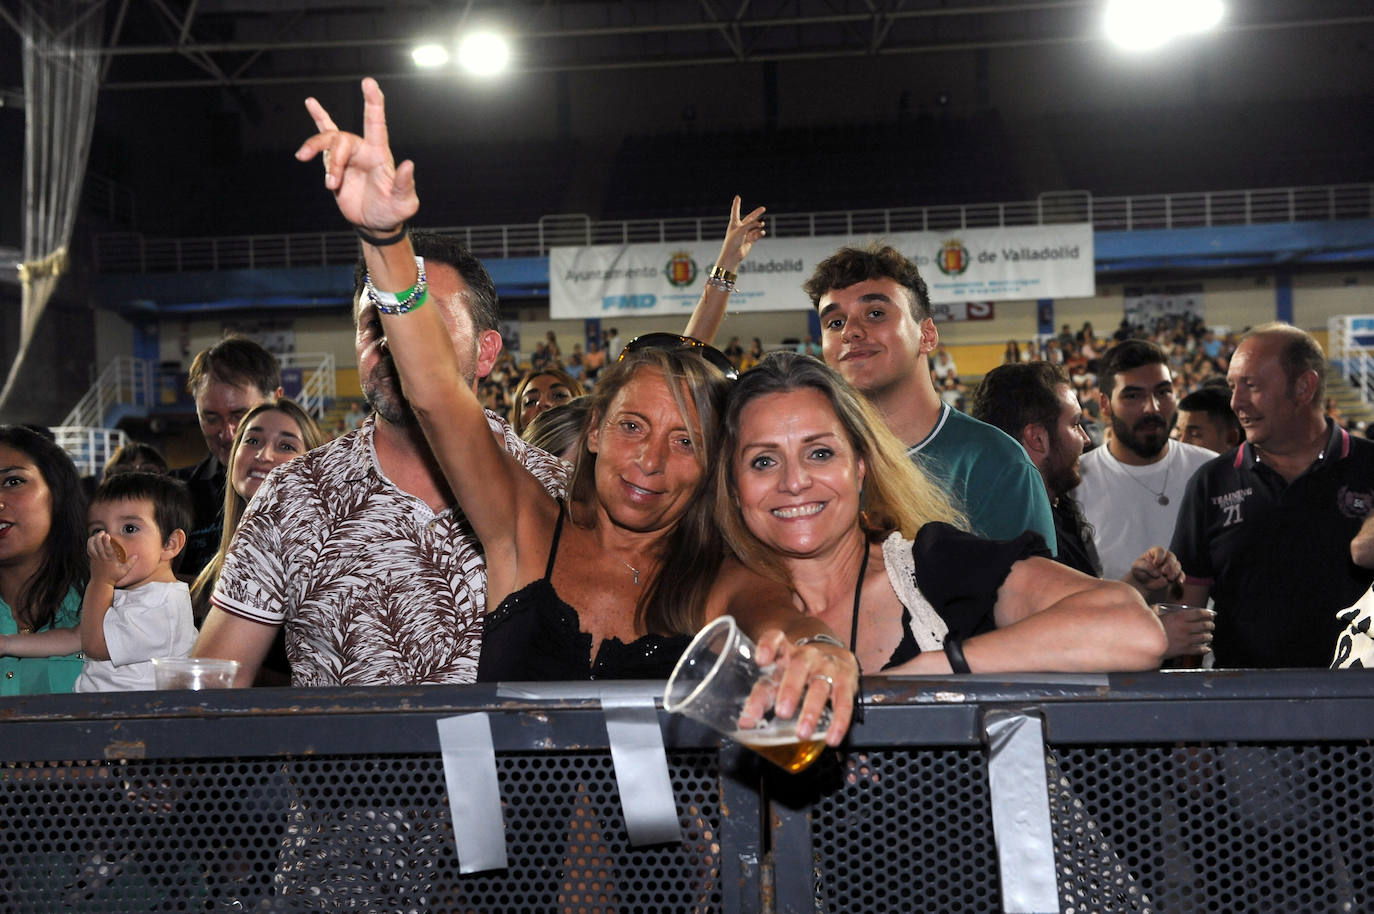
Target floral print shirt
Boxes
[213,413,569,686]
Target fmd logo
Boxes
[602,294,657,310]
[936,239,970,276]
[664,251,698,288]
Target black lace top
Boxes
[476,508,690,681]
[879,522,1051,670]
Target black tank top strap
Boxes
[544,500,567,579]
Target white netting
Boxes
[0,0,106,411]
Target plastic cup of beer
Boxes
[151,657,239,690]
[1153,602,1209,669]
[664,615,831,773]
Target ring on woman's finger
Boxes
[810,674,835,690]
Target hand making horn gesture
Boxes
[295,77,419,239]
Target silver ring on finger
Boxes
[810,673,835,690]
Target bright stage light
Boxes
[457,31,510,76]
[1105,0,1224,52]
[412,44,449,68]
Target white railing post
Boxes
[52,426,129,478]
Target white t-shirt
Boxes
[74,581,195,693]
[1073,440,1216,582]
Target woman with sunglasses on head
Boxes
[297,78,856,745]
[715,352,1168,677]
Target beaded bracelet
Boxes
[365,256,428,315]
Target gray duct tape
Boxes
[436,712,508,873]
[600,683,682,846]
[985,710,1058,914]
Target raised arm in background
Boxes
[683,196,766,343]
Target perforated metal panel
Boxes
[3,750,723,913]
[808,749,1000,913]
[7,676,1374,913]
[806,742,1374,914]
[1052,743,1370,914]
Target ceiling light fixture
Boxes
[412,44,450,68]
[457,31,510,76]
[1105,0,1224,52]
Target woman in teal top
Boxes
[0,426,87,694]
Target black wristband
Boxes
[943,634,971,674]
[354,222,409,247]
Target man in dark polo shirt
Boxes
[173,337,281,578]
[1171,322,1374,668]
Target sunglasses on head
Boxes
[619,333,740,381]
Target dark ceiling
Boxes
[2,0,1373,242]
[5,0,1372,90]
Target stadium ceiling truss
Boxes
[2,0,1373,93]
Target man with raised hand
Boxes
[195,79,568,686]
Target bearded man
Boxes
[1073,340,1214,582]
[196,231,568,686]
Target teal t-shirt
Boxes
[908,403,1058,555]
[0,586,84,695]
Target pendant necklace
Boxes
[1125,460,1171,506]
[619,558,641,586]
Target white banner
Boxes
[549,224,1094,319]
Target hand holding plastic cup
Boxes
[151,657,240,690]
[1153,602,1215,669]
[664,615,831,773]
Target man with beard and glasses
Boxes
[1073,340,1214,584]
[974,362,1211,663]
[194,232,569,686]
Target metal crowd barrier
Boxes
[4,671,1372,913]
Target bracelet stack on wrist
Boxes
[364,255,428,314]
[706,264,737,292]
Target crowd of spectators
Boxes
[985,314,1361,444]
[3,75,1368,711]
